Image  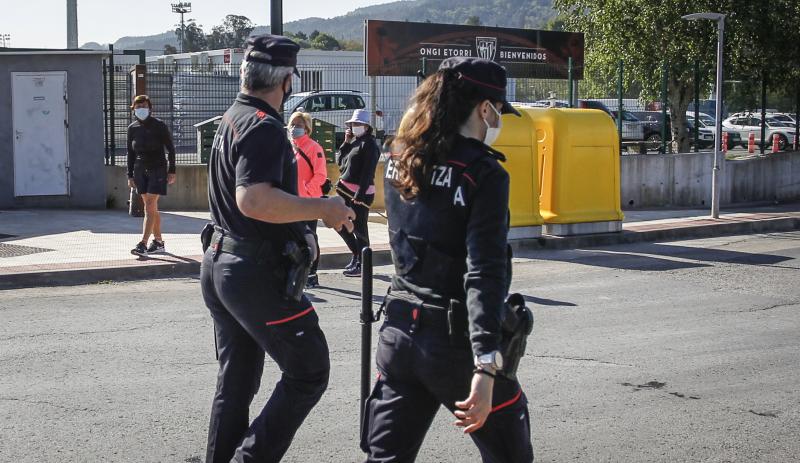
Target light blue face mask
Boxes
[134,108,150,120]
[290,127,305,139]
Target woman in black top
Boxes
[126,95,176,256]
[360,57,533,462]
[335,109,380,277]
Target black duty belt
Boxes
[210,231,275,262]
[384,295,451,332]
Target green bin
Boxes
[194,116,223,164]
[310,118,337,164]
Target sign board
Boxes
[365,19,584,79]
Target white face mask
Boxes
[134,108,150,120]
[352,126,366,137]
[482,103,503,146]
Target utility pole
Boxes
[67,0,78,48]
[271,0,283,35]
[171,2,192,54]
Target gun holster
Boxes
[201,223,215,253]
[499,293,534,381]
[283,241,312,302]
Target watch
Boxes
[475,351,504,371]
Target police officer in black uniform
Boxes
[201,34,355,463]
[361,57,534,462]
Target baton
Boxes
[359,246,374,431]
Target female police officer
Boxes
[361,57,534,462]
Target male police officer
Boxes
[201,34,355,463]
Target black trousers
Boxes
[337,193,373,259]
[361,299,534,463]
[306,219,320,274]
[201,248,330,463]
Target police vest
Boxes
[383,136,510,302]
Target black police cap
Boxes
[439,57,520,116]
[245,34,301,76]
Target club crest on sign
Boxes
[476,37,498,61]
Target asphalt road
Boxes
[1,232,799,463]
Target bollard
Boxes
[748,133,755,154]
[722,131,729,153]
[359,247,374,432]
[772,133,780,153]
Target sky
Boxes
[0,0,397,49]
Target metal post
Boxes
[370,76,377,129]
[661,61,668,154]
[617,60,623,152]
[271,0,283,35]
[109,45,116,166]
[795,81,799,151]
[711,18,725,219]
[760,74,767,154]
[359,247,374,431]
[103,59,109,165]
[567,57,574,108]
[694,60,700,152]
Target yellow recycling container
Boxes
[496,107,624,235]
[492,108,546,238]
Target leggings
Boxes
[337,193,373,260]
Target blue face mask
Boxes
[290,127,305,139]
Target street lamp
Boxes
[682,12,725,219]
[171,2,192,54]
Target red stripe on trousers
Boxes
[265,306,315,326]
[491,389,522,413]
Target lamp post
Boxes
[682,12,725,219]
[171,2,192,54]
[271,0,283,36]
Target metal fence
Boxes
[103,59,800,165]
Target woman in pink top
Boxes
[289,111,327,287]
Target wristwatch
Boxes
[474,351,504,371]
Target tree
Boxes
[554,0,800,152]
[163,44,178,55]
[465,15,481,26]
[178,21,207,53]
[310,33,341,51]
[207,15,254,49]
[309,30,320,41]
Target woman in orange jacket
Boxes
[289,111,328,287]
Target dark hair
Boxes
[393,69,496,199]
[130,94,152,110]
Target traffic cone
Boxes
[722,132,728,153]
[748,133,755,154]
[772,133,780,153]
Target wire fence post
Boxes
[795,80,799,151]
[108,44,116,166]
[661,61,668,154]
[694,60,700,153]
[617,60,623,153]
[760,73,767,154]
[567,57,574,108]
[103,58,109,165]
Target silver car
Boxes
[722,115,796,151]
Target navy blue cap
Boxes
[439,57,520,116]
[245,34,301,76]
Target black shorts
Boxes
[133,164,168,196]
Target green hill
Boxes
[86,0,555,53]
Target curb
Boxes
[1,216,797,290]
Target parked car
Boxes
[722,114,796,151]
[631,110,741,149]
[283,90,385,143]
[535,99,643,141]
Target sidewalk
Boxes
[1,204,799,288]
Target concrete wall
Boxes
[105,161,388,211]
[620,151,800,208]
[0,53,107,208]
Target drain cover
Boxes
[0,243,53,258]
